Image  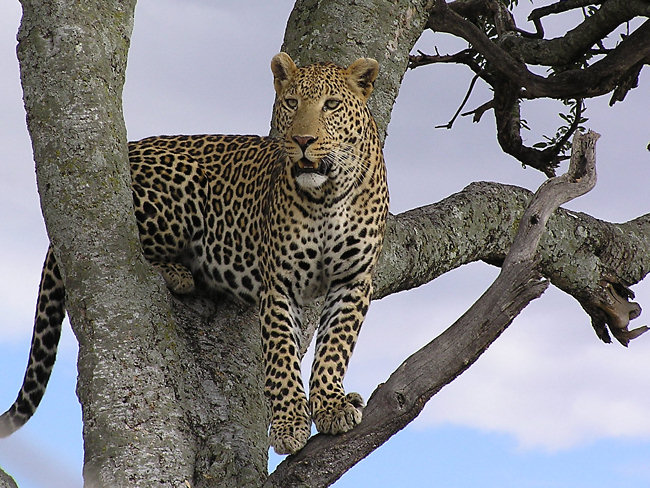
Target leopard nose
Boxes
[292,135,317,151]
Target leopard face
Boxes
[271,53,380,192]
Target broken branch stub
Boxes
[504,129,599,267]
[581,279,647,347]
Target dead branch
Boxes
[408,48,476,69]
[505,130,598,265]
[461,98,493,122]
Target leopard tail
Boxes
[0,246,65,437]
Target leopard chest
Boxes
[265,199,382,305]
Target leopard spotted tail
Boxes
[0,246,65,437]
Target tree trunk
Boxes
[13,1,649,487]
[18,1,267,486]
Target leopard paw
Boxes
[312,392,364,435]
[154,262,195,294]
[269,415,312,455]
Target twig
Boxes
[461,98,493,123]
[436,73,480,129]
[409,48,476,70]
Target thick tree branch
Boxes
[528,0,603,21]
[520,0,603,39]
[373,183,649,345]
[266,132,601,488]
[444,0,649,67]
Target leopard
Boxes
[0,52,389,455]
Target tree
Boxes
[2,0,648,487]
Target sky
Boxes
[0,1,649,487]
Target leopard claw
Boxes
[312,392,364,435]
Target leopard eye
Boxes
[285,97,298,110]
[323,98,341,111]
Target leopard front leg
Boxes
[309,276,372,435]
[260,291,311,455]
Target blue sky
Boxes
[1,1,649,487]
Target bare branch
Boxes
[435,73,480,129]
[409,48,477,70]
[528,0,604,22]
[461,98,493,122]
[518,0,605,43]
[504,130,598,266]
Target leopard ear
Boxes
[271,52,298,95]
[346,58,379,101]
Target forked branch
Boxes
[265,132,602,487]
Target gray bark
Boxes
[17,0,195,485]
[0,468,17,488]
[8,1,648,487]
[377,183,649,342]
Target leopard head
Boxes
[271,52,380,191]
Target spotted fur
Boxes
[1,53,389,454]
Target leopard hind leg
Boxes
[151,261,196,294]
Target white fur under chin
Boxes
[296,173,328,189]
